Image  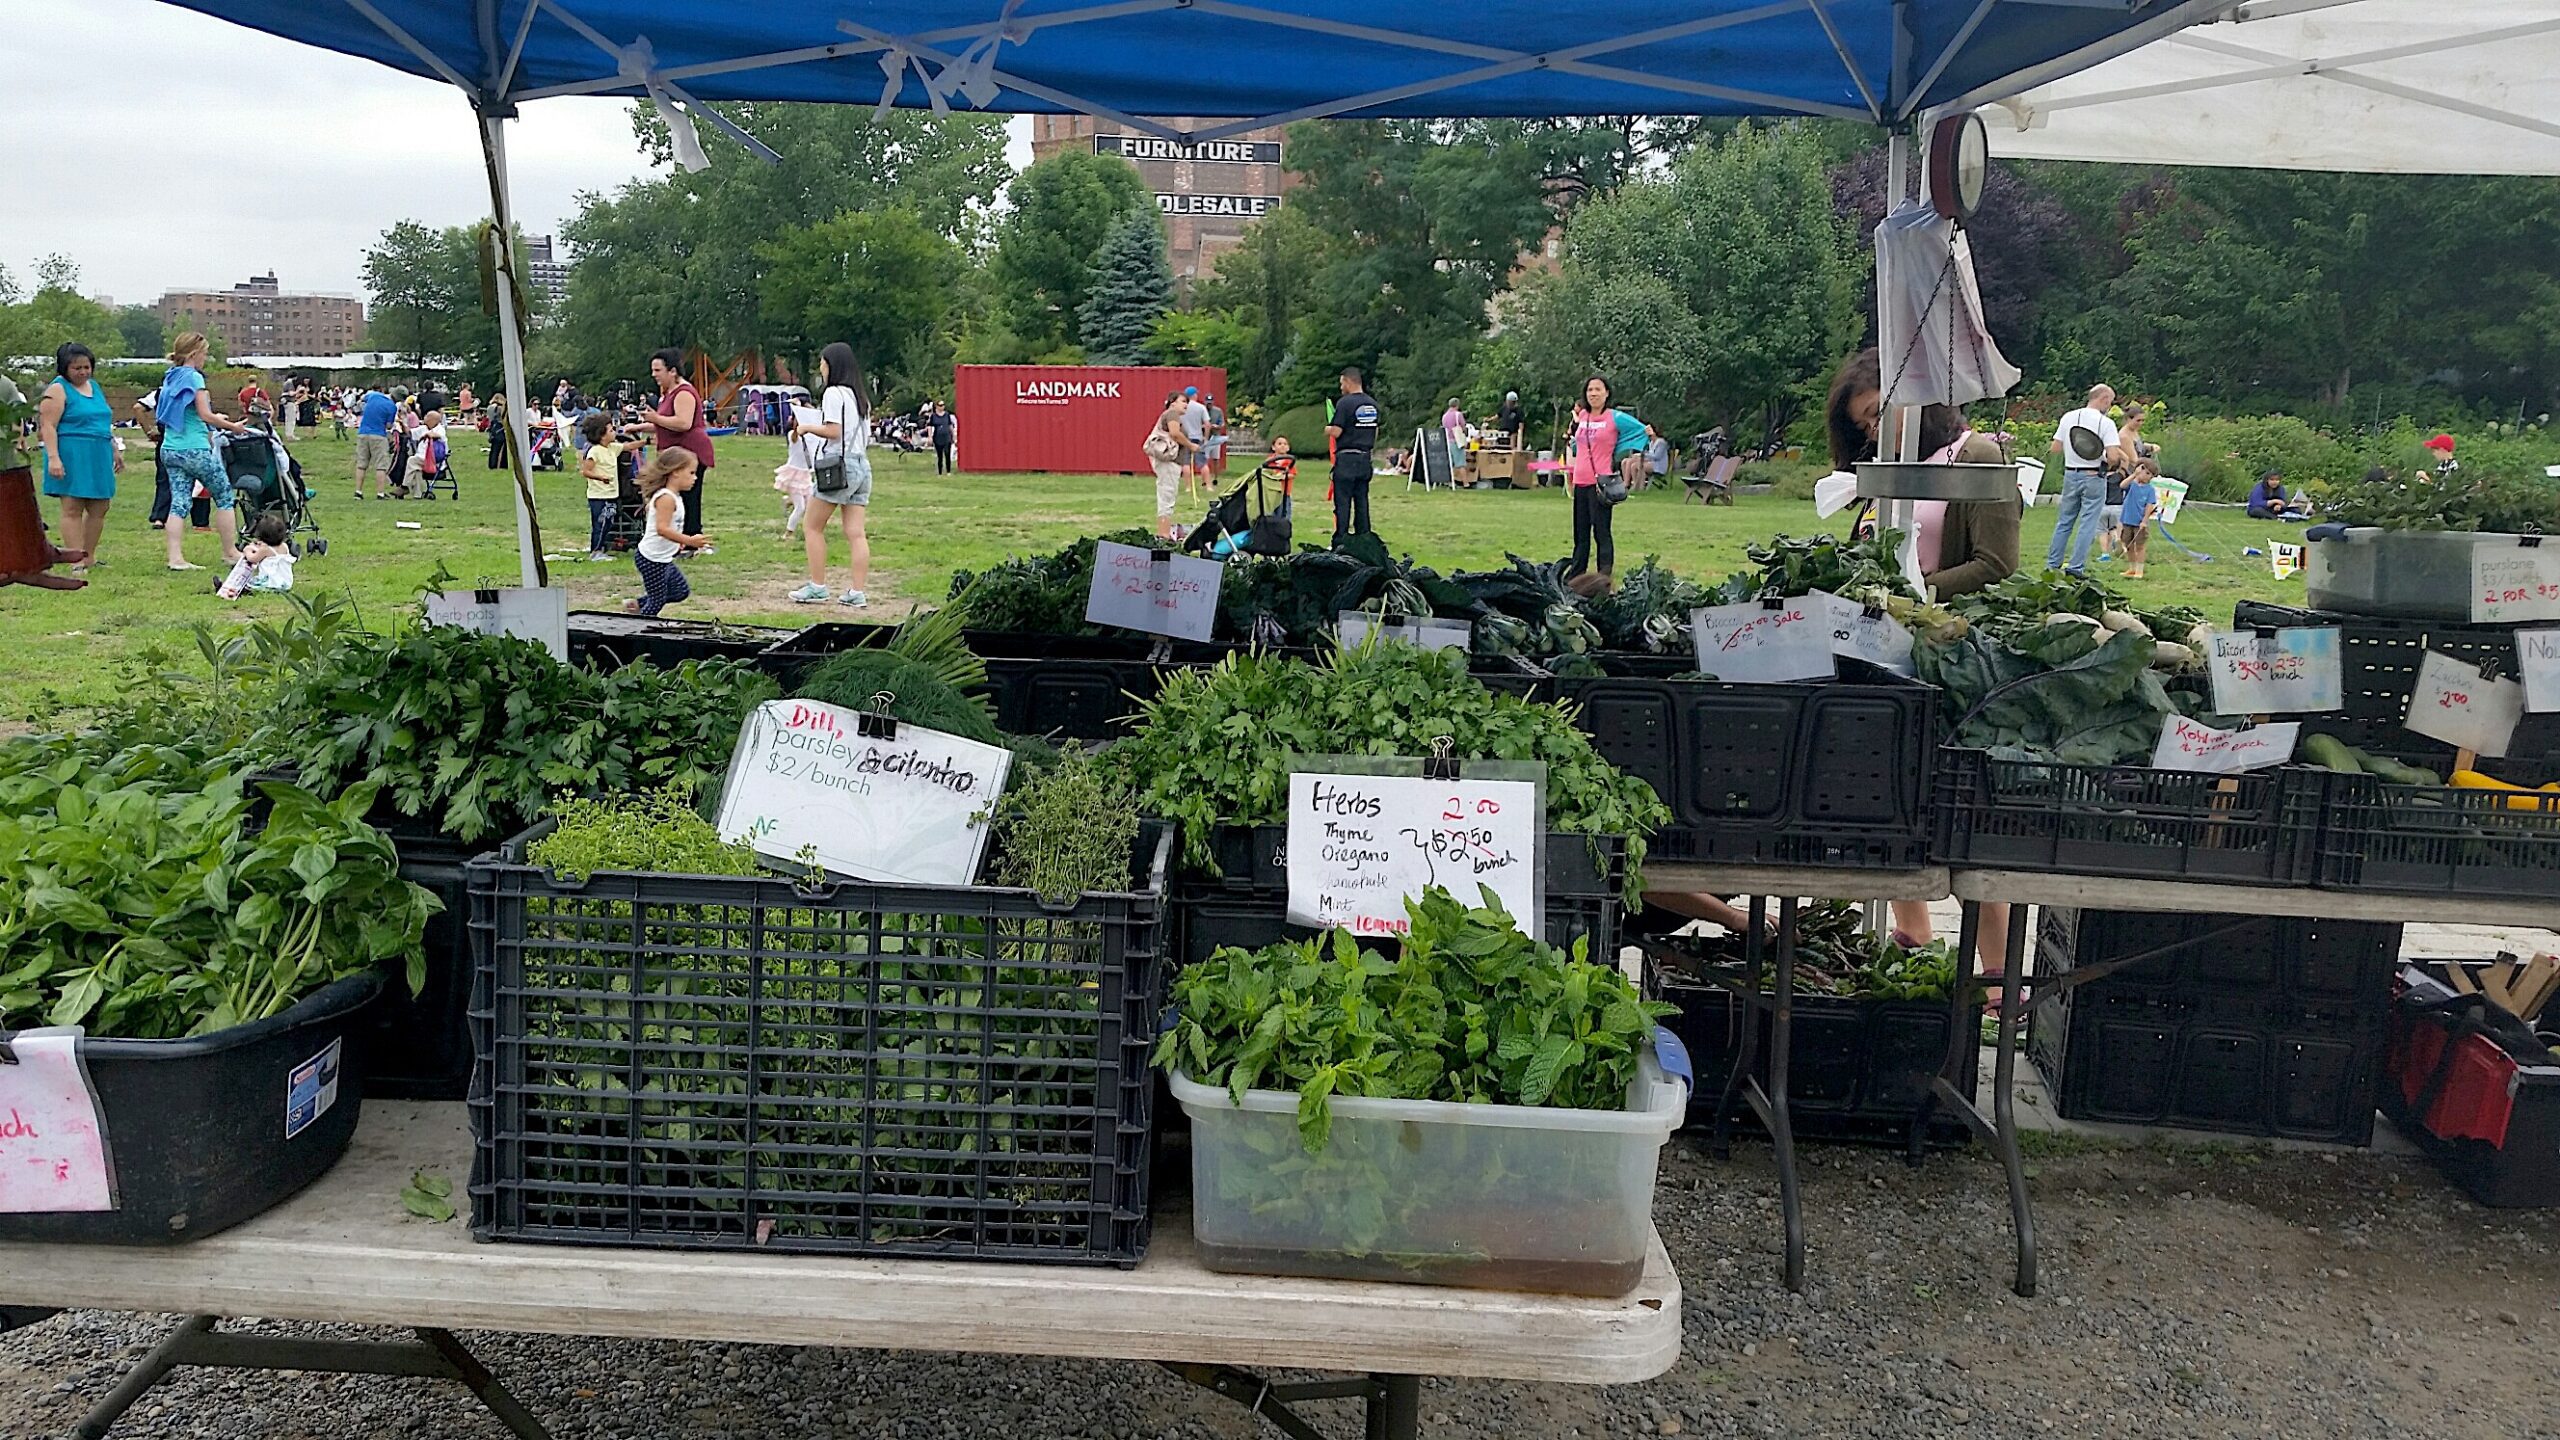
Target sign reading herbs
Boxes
[716,699,1012,886]
[1284,757,1545,939]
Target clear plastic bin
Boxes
[2307,528,2533,622]
[1169,1035,1690,1296]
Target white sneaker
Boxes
[788,581,830,603]
[838,589,868,608]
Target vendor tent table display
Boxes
[0,1105,1681,1440]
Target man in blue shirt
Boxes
[354,386,398,500]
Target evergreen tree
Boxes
[1077,209,1174,366]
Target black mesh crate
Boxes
[1934,748,2328,884]
[2234,601,2560,760]
[1659,979,1977,1146]
[1553,654,1937,868]
[2029,909,2392,1145]
[2317,767,2560,901]
[466,821,1174,1266]
[567,611,800,673]
[1174,823,1624,966]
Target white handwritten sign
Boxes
[1690,599,1835,684]
[1338,612,1471,653]
[1285,773,1541,939]
[2405,651,2525,758]
[1823,592,1915,676]
[715,699,1012,886]
[1085,541,1221,642]
[0,1031,116,1213]
[2156,477,2190,526]
[2150,715,2300,775]
[2470,544,2560,625]
[422,585,568,659]
[2206,628,2343,715]
[2518,628,2560,714]
[2270,542,2305,579]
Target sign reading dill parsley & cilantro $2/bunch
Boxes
[715,699,1012,886]
[1285,770,1543,939]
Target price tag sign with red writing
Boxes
[2405,651,2525,757]
[1285,770,1544,939]
[2206,628,2342,715]
[0,1031,116,1214]
[2517,627,2560,714]
[1690,599,1835,684]
[2470,545,2560,625]
[1086,541,1222,642]
[2150,715,2300,775]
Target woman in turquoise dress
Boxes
[36,342,121,576]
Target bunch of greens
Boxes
[1584,558,1714,653]
[2322,466,2560,534]
[1157,887,1675,1150]
[988,750,1140,901]
[1915,619,2220,766]
[1668,902,1961,1002]
[796,650,1002,745]
[1711,532,1920,607]
[0,746,435,1039]
[946,528,1161,635]
[1215,533,1481,648]
[528,787,764,882]
[1107,644,1668,885]
[265,623,777,843]
[1945,570,2207,652]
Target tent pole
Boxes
[1880,127,1921,585]
[476,105,547,589]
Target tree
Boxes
[0,257,122,363]
[1077,210,1173,365]
[364,220,461,386]
[987,150,1150,353]
[1145,307,1255,378]
[115,305,163,359]
[758,209,964,387]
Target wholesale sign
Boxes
[1156,193,1282,218]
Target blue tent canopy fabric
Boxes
[171,0,2218,133]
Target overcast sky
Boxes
[0,0,1031,309]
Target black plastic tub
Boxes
[0,976,379,1245]
[566,611,800,673]
[362,802,486,1101]
[1552,654,1937,868]
[468,821,1173,1265]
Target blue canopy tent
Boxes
[155,0,2228,583]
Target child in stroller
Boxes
[1183,440,1294,560]
[212,422,326,556]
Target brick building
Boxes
[153,273,364,356]
[1027,116,1293,282]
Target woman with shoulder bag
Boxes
[787,342,874,607]
[1564,375,1647,592]
[1146,391,1188,539]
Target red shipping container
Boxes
[954,365,1229,476]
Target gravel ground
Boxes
[5,1134,2557,1440]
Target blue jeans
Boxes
[2045,469,2105,571]
[588,498,612,552]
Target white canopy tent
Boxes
[1978,0,2560,176]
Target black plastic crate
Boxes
[2029,911,2389,1145]
[1660,979,1977,1146]
[974,632,1232,740]
[752,619,900,687]
[1553,654,1937,868]
[0,976,379,1245]
[2037,906,2401,1004]
[1274,645,1551,702]
[1934,748,2328,884]
[467,821,1173,1265]
[1174,823,1624,966]
[567,611,800,672]
[2234,601,2560,759]
[2383,962,2560,1208]
[2317,766,2560,901]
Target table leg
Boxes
[1992,911,2039,1299]
[1709,897,1768,1162]
[1366,1373,1422,1440]
[1764,897,1804,1292]
[420,1328,553,1440]
[1913,901,1985,1165]
[72,1315,551,1440]
[74,1315,213,1439]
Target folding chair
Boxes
[1685,455,1739,506]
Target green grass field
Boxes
[2,430,2317,714]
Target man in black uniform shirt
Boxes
[1326,367,1380,546]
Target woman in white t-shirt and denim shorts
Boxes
[788,341,874,607]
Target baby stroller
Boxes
[216,423,327,555]
[597,440,651,554]
[1183,459,1293,559]
[529,414,566,471]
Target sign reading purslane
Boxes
[1096,135,1282,164]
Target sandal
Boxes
[166,560,204,571]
